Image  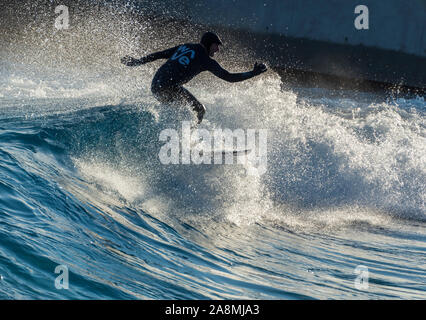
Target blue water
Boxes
[0,1,425,299]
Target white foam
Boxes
[2,13,424,228]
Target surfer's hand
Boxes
[252,62,267,75]
[121,56,141,66]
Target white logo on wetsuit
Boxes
[171,45,195,66]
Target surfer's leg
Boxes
[174,86,206,124]
[151,84,205,123]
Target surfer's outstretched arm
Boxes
[121,46,180,67]
[207,61,267,82]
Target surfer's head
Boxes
[200,32,222,57]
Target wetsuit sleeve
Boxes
[140,46,180,63]
[206,60,255,83]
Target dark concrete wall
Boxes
[126,0,425,89]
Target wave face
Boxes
[0,0,425,299]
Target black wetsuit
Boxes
[145,43,255,122]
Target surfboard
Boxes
[204,148,252,165]
[191,148,252,164]
[185,140,252,163]
[212,148,252,156]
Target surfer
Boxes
[121,32,267,124]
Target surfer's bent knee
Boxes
[151,84,171,103]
